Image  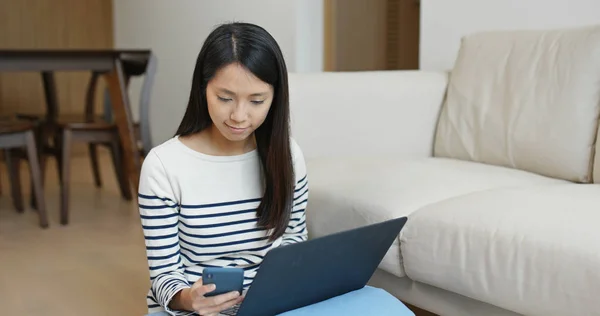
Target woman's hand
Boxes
[183,277,244,315]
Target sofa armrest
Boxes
[289,70,448,159]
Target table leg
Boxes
[105,58,139,193]
[41,71,60,165]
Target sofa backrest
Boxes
[434,24,600,183]
[288,70,448,160]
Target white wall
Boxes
[113,0,323,145]
[420,0,600,71]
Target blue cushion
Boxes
[145,286,414,316]
[277,286,415,316]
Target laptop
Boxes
[218,216,408,316]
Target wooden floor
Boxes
[0,150,150,316]
[0,150,437,316]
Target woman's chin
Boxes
[221,128,252,142]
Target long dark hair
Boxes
[176,22,294,241]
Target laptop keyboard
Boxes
[220,304,241,316]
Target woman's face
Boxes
[205,62,274,143]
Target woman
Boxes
[138,22,309,316]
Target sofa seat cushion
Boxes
[305,157,563,278]
[401,184,600,316]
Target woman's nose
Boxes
[230,103,248,122]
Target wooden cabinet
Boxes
[324,0,420,71]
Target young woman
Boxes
[138,22,308,316]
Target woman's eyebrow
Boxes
[217,87,269,97]
[250,92,268,97]
[217,88,236,95]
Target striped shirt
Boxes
[138,136,309,315]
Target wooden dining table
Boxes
[0,49,153,193]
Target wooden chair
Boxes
[16,71,132,220]
[86,52,157,187]
[59,53,157,224]
[59,119,129,224]
[0,120,48,228]
[12,53,156,224]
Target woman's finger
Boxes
[209,291,240,306]
[197,292,243,315]
[192,283,216,299]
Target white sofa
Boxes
[288,24,600,316]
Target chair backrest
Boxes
[137,53,157,157]
[98,52,158,157]
[84,71,101,122]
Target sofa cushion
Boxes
[305,157,563,278]
[434,24,600,183]
[401,184,600,316]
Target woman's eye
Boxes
[251,100,265,105]
[218,96,232,102]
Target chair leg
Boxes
[60,129,73,225]
[109,139,132,200]
[30,127,47,211]
[5,149,24,213]
[89,144,102,187]
[54,133,63,183]
[30,153,47,211]
[24,131,49,228]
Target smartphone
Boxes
[202,267,244,297]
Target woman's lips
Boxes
[226,123,248,134]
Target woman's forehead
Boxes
[209,63,273,95]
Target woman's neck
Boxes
[208,125,256,155]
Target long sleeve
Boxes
[138,151,190,315]
[282,141,309,246]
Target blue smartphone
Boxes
[202,267,244,297]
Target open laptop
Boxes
[218,216,408,316]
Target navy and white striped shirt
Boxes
[138,136,308,315]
